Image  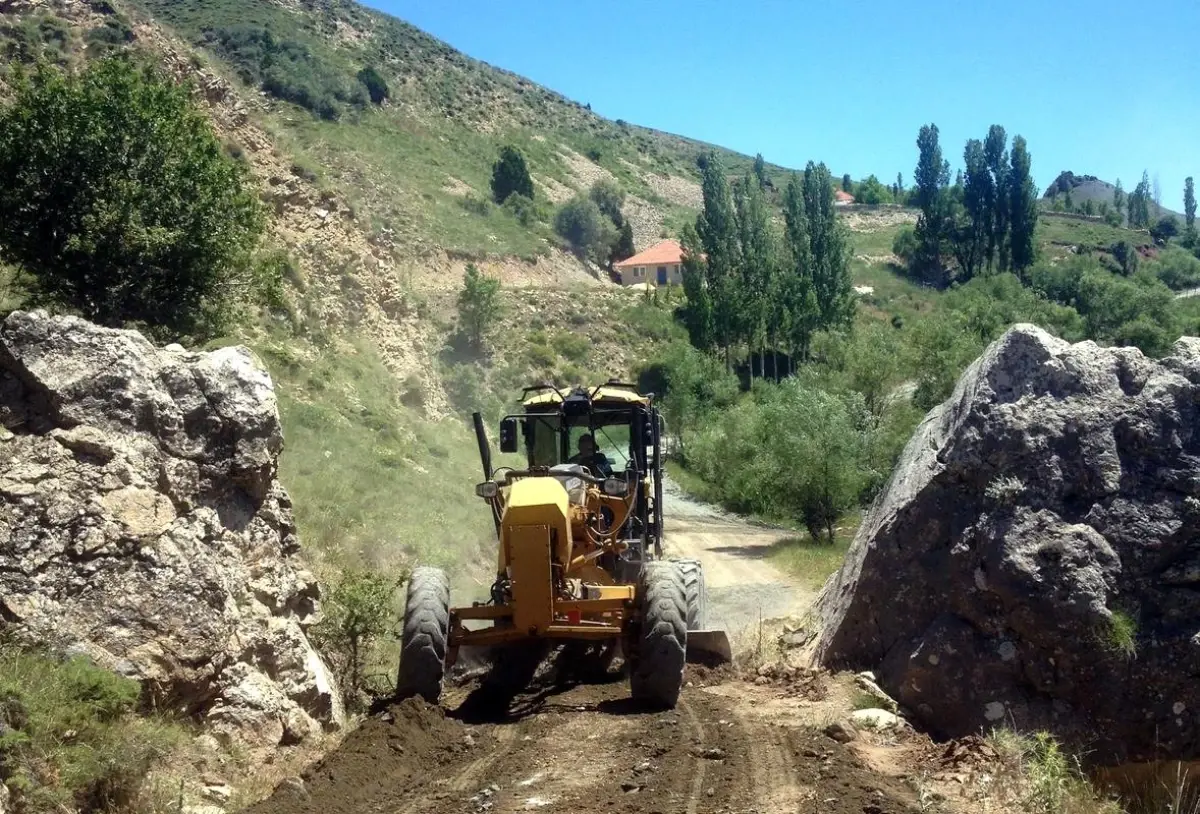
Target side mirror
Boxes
[499,417,519,453]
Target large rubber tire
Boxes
[675,559,708,631]
[396,566,450,704]
[630,561,687,709]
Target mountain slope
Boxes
[1042,170,1182,221]
[121,0,793,268]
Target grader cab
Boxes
[396,380,731,709]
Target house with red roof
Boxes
[835,189,855,205]
[613,239,686,286]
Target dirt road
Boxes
[659,476,813,637]
[246,488,952,814]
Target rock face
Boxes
[0,310,344,748]
[813,323,1200,765]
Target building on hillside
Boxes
[614,239,686,286]
[835,189,855,206]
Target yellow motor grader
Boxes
[396,380,731,708]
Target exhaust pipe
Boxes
[472,412,501,535]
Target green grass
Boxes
[0,645,186,814]
[1104,608,1138,660]
[766,517,858,591]
[1036,214,1154,253]
[254,334,498,593]
[987,729,1123,814]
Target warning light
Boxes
[566,610,581,625]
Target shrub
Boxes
[502,192,537,226]
[455,263,501,353]
[1147,247,1200,290]
[892,225,919,266]
[0,57,265,339]
[356,65,389,105]
[490,145,533,204]
[554,195,616,264]
[551,331,589,363]
[311,570,401,707]
[460,193,491,216]
[588,179,625,226]
[1104,208,1122,227]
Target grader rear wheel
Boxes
[396,566,450,704]
[630,561,687,709]
[675,558,708,631]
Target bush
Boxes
[1147,247,1200,290]
[635,342,740,458]
[311,571,401,708]
[1104,209,1122,227]
[551,331,589,363]
[502,192,537,226]
[554,195,616,264]
[356,65,389,105]
[455,263,501,353]
[490,145,534,204]
[0,58,265,339]
[892,225,919,265]
[0,646,182,813]
[688,381,873,541]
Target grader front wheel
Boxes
[630,561,687,709]
[396,566,450,704]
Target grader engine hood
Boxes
[500,478,572,636]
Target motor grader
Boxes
[396,380,731,709]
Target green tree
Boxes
[611,220,635,266]
[679,223,714,351]
[0,57,265,338]
[1008,135,1038,277]
[911,123,952,286]
[695,151,743,370]
[842,173,853,193]
[490,145,534,204]
[554,195,616,264]
[803,162,855,332]
[854,174,894,205]
[895,172,904,200]
[955,138,990,281]
[983,125,1009,270]
[456,263,501,352]
[1185,176,1195,231]
[734,172,779,378]
[1113,178,1126,220]
[356,66,389,104]
[1129,171,1152,228]
[753,152,768,188]
[1063,186,1074,212]
[781,173,819,365]
[589,178,625,227]
[312,570,400,708]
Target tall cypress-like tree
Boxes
[781,173,818,366]
[695,151,741,370]
[1113,178,1126,220]
[1185,177,1196,232]
[912,124,951,285]
[679,223,713,351]
[955,139,990,281]
[1008,136,1038,277]
[803,162,854,332]
[753,153,768,188]
[734,172,778,378]
[983,125,1009,271]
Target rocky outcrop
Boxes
[813,323,1200,765]
[0,310,344,748]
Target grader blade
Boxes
[686,629,732,665]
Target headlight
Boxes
[475,481,499,499]
[602,478,628,497]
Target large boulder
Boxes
[813,323,1200,765]
[0,310,344,749]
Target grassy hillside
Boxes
[1041,170,1182,222]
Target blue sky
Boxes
[372,0,1198,211]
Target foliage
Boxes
[0,646,183,814]
[553,195,616,264]
[1128,171,1152,229]
[311,570,402,707]
[501,192,538,226]
[356,65,389,105]
[1186,176,1196,231]
[490,145,534,204]
[688,380,874,542]
[456,263,502,353]
[589,179,626,227]
[612,221,636,265]
[892,225,919,266]
[204,25,364,119]
[1150,216,1179,243]
[854,174,894,205]
[0,57,265,340]
[1148,247,1200,290]
[636,341,739,457]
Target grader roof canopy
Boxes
[521,381,650,410]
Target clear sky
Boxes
[371,0,1198,211]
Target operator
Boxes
[569,433,614,478]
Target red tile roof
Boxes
[835,190,855,203]
[614,239,685,269]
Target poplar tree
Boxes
[1008,136,1038,277]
